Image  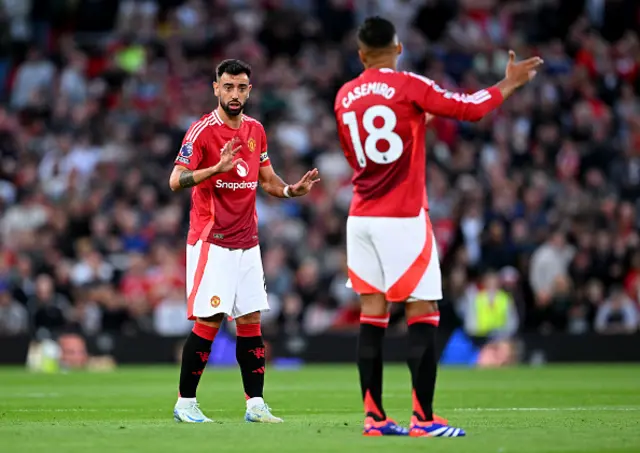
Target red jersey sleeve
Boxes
[259,126,271,167]
[175,122,206,171]
[403,71,504,122]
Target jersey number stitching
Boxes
[342,105,403,168]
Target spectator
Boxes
[568,278,604,334]
[623,251,640,303]
[0,280,28,335]
[71,244,114,287]
[594,286,639,334]
[58,332,89,369]
[458,270,519,367]
[10,46,55,109]
[529,231,575,306]
[303,299,337,335]
[1,191,48,244]
[153,288,192,337]
[93,284,131,333]
[59,51,89,106]
[459,270,519,340]
[263,245,293,298]
[481,220,514,270]
[28,274,71,336]
[536,274,574,332]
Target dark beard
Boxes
[221,101,244,117]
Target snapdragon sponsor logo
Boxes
[216,180,259,191]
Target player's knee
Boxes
[196,314,224,327]
[360,293,388,317]
[406,300,440,328]
[236,312,262,338]
[405,300,438,318]
[236,311,261,325]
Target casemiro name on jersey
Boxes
[341,82,396,109]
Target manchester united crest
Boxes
[247,137,256,153]
[210,295,221,308]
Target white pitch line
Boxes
[3,409,148,413]
[453,407,640,412]
[5,393,62,398]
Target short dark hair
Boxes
[216,59,251,80]
[357,16,396,49]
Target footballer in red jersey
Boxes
[169,59,319,424]
[334,17,543,437]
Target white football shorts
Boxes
[185,241,269,320]
[346,208,442,302]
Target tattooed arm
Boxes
[169,165,218,191]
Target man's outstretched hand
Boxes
[213,137,242,173]
[505,50,544,87]
[497,50,544,100]
[289,168,320,197]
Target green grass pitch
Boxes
[1,364,639,452]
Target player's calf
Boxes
[235,312,283,423]
[405,301,462,435]
[406,303,439,424]
[358,294,408,435]
[236,313,265,402]
[358,294,389,422]
[174,317,222,423]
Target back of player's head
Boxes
[357,16,397,49]
[216,59,252,81]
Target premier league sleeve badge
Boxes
[179,142,194,158]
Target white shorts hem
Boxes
[230,307,271,320]
[406,294,443,303]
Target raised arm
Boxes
[169,138,241,192]
[408,51,543,122]
[259,165,320,198]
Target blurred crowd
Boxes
[0,0,639,341]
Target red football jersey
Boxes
[175,110,271,249]
[334,68,504,217]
